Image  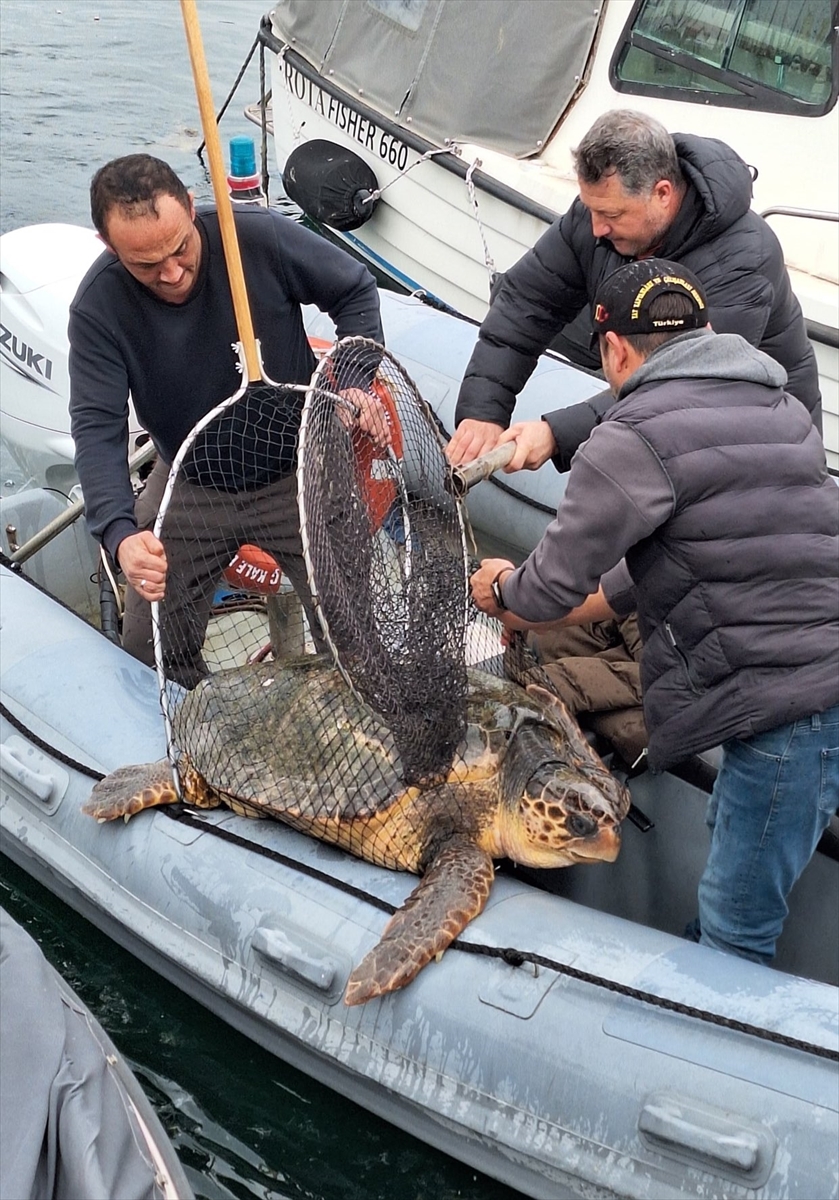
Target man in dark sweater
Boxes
[471,259,838,965]
[69,154,383,678]
[448,109,820,473]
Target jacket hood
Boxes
[619,330,789,400]
[672,133,753,247]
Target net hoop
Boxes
[297,337,472,731]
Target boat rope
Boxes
[464,158,497,287]
[195,33,260,165]
[367,144,455,201]
[1,695,836,1063]
[258,41,271,199]
[277,45,305,146]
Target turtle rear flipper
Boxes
[82,760,182,823]
[344,840,494,1006]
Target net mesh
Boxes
[298,338,469,785]
[152,378,315,691]
[149,342,625,878]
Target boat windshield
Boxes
[612,0,837,115]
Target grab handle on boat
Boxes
[639,1098,770,1176]
[8,440,156,566]
[0,744,54,803]
[252,926,337,991]
[448,442,516,497]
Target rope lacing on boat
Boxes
[1,695,836,1064]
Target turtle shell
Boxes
[171,656,624,871]
[173,656,405,823]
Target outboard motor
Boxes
[282,140,379,231]
[0,223,146,492]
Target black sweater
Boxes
[69,206,382,559]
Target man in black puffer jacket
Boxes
[471,260,838,966]
[449,110,820,473]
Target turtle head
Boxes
[495,687,631,869]
[500,753,625,868]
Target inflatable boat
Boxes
[0,905,193,1200]
[2,547,838,1200]
[1,222,837,1200]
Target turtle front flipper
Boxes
[82,759,183,823]
[344,840,494,1006]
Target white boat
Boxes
[0,218,838,1200]
[0,906,193,1200]
[253,0,839,474]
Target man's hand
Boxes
[445,419,504,466]
[339,387,392,450]
[470,557,516,617]
[117,531,168,601]
[497,419,557,472]
[472,561,617,634]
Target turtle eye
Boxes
[567,813,597,839]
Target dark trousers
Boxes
[123,457,320,686]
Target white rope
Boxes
[362,144,456,205]
[279,46,308,145]
[98,546,124,619]
[464,157,496,285]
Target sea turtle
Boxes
[83,655,630,1005]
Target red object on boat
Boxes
[223,544,282,594]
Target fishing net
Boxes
[298,338,471,784]
[151,342,486,835]
[148,340,624,884]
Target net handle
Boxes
[448,442,515,497]
[180,0,260,382]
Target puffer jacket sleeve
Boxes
[455,204,590,428]
[541,387,614,471]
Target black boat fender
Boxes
[282,140,379,231]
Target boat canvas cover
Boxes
[271,0,601,158]
[0,909,175,1200]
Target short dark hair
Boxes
[90,154,191,239]
[621,292,700,355]
[573,110,682,194]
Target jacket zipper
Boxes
[664,621,702,694]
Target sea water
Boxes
[0,3,520,1197]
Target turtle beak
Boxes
[593,824,621,862]
[570,820,621,863]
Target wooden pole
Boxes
[179,0,261,382]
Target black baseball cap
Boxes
[591,258,708,343]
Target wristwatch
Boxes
[490,570,508,611]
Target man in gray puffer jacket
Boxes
[471,259,838,966]
[449,110,820,472]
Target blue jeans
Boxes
[694,705,839,964]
